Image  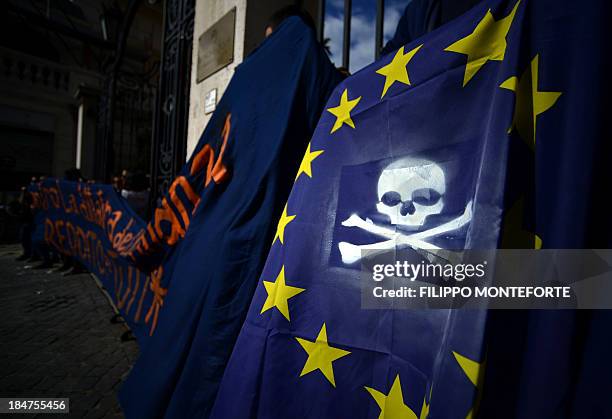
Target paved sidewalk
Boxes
[0,245,139,418]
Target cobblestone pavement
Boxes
[0,245,139,418]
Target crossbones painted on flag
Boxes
[338,157,473,264]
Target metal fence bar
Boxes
[375,0,385,59]
[342,0,352,69]
[317,0,325,43]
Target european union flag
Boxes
[478,0,612,416]
[212,1,609,417]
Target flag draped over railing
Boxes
[211,1,610,418]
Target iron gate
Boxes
[149,0,195,208]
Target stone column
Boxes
[73,85,99,180]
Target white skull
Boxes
[376,157,446,227]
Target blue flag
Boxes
[212,1,609,417]
[119,17,342,418]
[28,179,155,341]
[478,0,612,417]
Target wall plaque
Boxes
[196,8,236,83]
[204,88,217,114]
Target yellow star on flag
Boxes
[376,44,423,98]
[445,1,521,86]
[420,398,430,419]
[365,374,418,419]
[273,204,295,245]
[295,143,324,181]
[327,88,362,133]
[260,266,305,321]
[500,54,562,148]
[453,351,486,419]
[420,385,433,419]
[295,323,350,387]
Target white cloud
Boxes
[384,4,404,42]
[323,1,409,73]
[348,12,375,72]
[324,13,344,66]
[324,11,376,73]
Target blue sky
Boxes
[324,0,409,72]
